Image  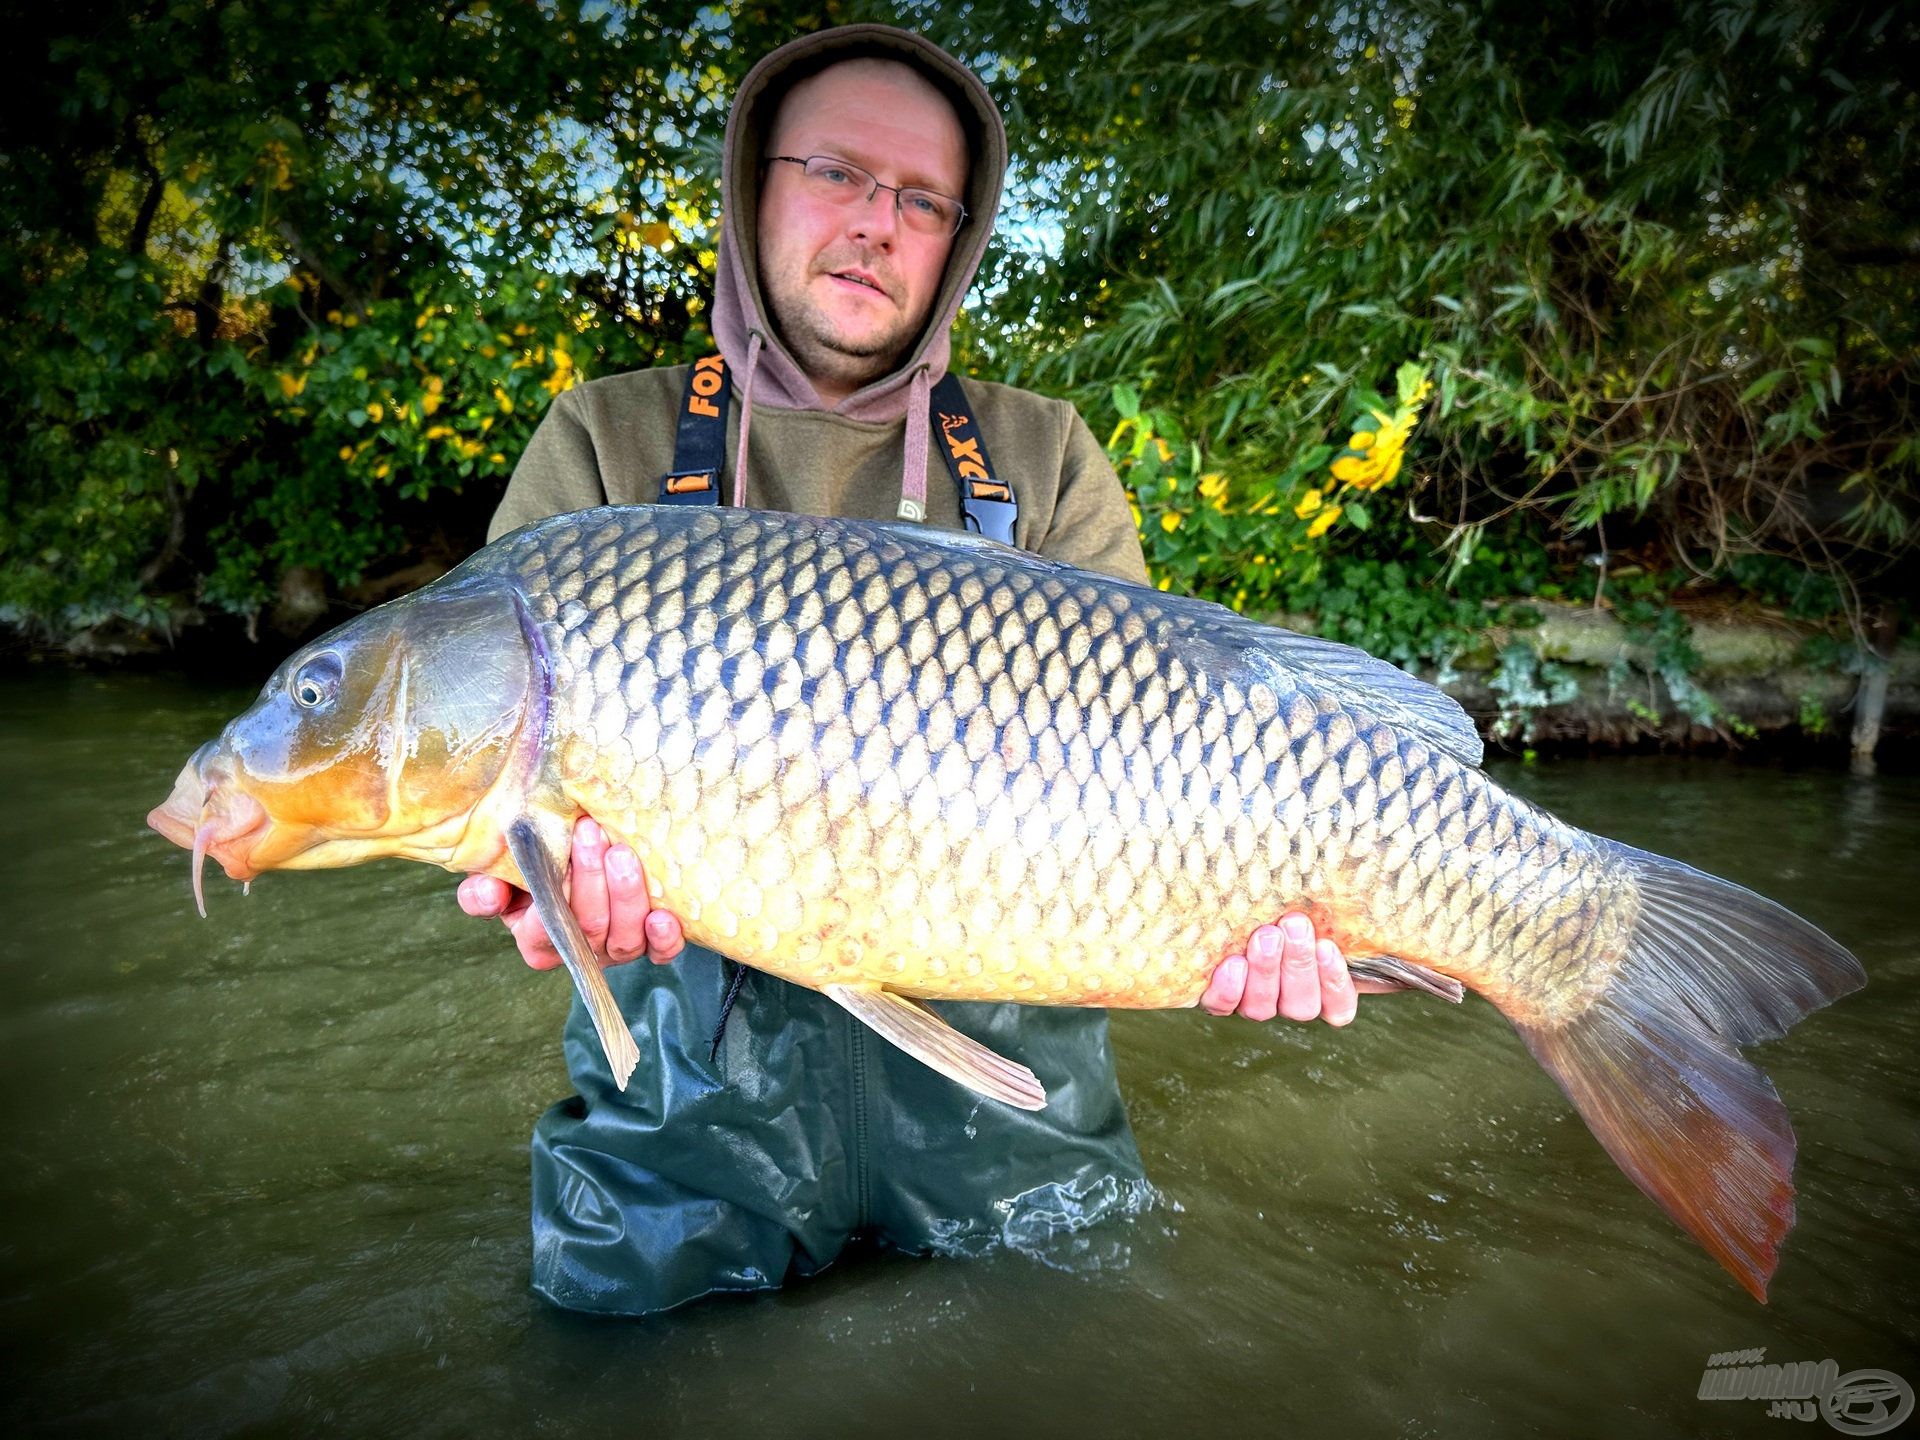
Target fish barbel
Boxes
[148,505,1863,1300]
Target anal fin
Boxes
[823,984,1047,1111]
[506,818,641,1091]
[1347,954,1465,1003]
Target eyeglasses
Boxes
[765,155,968,238]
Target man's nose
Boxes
[845,187,898,247]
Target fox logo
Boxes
[938,411,989,482]
[686,355,725,419]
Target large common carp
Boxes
[150,505,1863,1301]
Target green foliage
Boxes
[4,0,1913,656]
[1489,642,1581,743]
[945,0,1917,622]
[1,0,825,639]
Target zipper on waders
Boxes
[849,1018,873,1228]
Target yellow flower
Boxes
[1160,511,1181,533]
[1128,501,1144,531]
[1348,430,1376,451]
[494,386,514,413]
[424,375,445,395]
[365,401,383,423]
[489,452,505,464]
[1331,449,1404,490]
[275,372,305,399]
[1294,487,1323,518]
[1197,472,1228,511]
[1373,409,1416,451]
[541,346,577,397]
[1306,504,1343,538]
[425,425,454,440]
[1330,453,1380,485]
[1154,437,1174,463]
[338,445,354,461]
[641,222,674,249]
[372,461,390,480]
[341,313,358,328]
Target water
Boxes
[3,670,1916,1438]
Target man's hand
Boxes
[1201,912,1386,1027]
[457,816,685,970]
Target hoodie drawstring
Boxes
[730,329,765,507]
[898,363,932,521]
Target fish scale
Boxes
[150,503,1864,1300]
[511,507,1620,1019]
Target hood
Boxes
[710,23,1008,425]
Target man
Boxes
[457,24,1375,1316]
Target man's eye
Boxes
[815,165,855,185]
[903,192,943,218]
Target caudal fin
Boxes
[1512,842,1864,1302]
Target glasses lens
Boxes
[799,158,962,237]
[801,157,870,197]
[897,190,962,236]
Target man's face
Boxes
[757,59,968,401]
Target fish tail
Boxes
[1510,840,1865,1302]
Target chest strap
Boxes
[659,356,1018,543]
[928,371,1016,544]
[659,354,730,504]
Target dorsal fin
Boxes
[834,517,1484,768]
[1226,625,1484,768]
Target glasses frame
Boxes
[764,155,969,238]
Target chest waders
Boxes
[525,361,1153,1317]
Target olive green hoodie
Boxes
[491,25,1147,585]
[500,25,1158,1318]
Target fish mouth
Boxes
[147,751,270,917]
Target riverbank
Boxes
[5,591,1909,758]
[1433,600,1917,755]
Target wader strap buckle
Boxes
[930,372,1017,544]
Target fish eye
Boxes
[290,652,343,709]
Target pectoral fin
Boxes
[1347,954,1465,1003]
[823,984,1047,1111]
[505,818,641,1091]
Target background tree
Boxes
[2,0,1913,667]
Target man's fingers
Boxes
[602,844,649,964]
[458,874,509,918]
[1239,924,1282,1021]
[1318,938,1358,1026]
[569,816,612,954]
[646,910,685,964]
[1276,913,1322,1023]
[629,853,685,963]
[501,890,563,971]
[1202,954,1247,1015]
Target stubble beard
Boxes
[761,244,934,397]
[767,286,914,395]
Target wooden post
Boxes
[1851,610,1897,775]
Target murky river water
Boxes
[3,670,1915,1438]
